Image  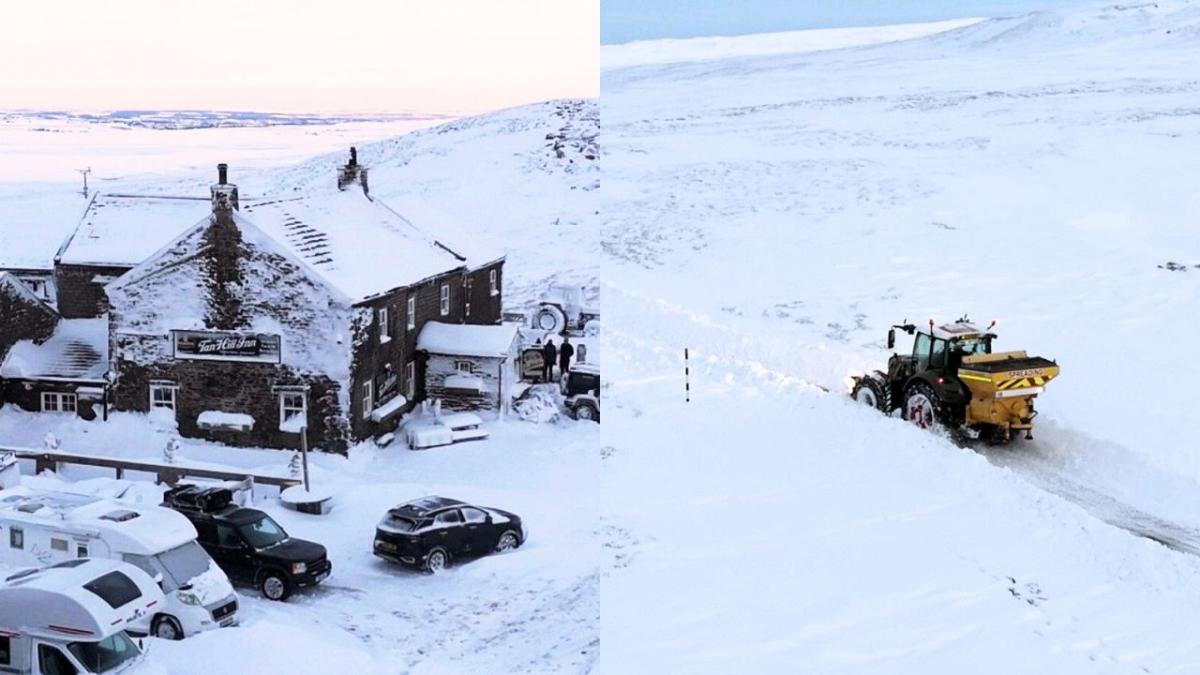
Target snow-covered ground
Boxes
[0,99,599,673]
[0,408,599,673]
[602,4,1200,673]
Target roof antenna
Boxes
[77,167,91,198]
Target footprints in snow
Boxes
[1005,576,1048,607]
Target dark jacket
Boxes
[542,341,558,363]
[559,342,575,367]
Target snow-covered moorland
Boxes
[602,3,1200,673]
[0,99,599,673]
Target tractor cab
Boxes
[886,319,995,382]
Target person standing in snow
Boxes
[542,337,557,382]
[559,336,575,377]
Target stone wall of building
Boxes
[54,263,132,318]
[111,356,348,452]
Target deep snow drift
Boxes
[601,4,1200,673]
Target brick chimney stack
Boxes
[211,163,240,213]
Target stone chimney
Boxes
[211,163,239,212]
[336,147,369,197]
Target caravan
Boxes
[0,558,163,674]
[0,486,239,640]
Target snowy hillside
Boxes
[602,4,1200,673]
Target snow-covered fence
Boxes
[2,446,302,495]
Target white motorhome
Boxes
[0,486,239,640]
[0,558,163,674]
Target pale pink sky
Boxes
[1,0,598,114]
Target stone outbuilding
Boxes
[417,321,521,416]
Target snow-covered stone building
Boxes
[8,154,506,452]
[417,321,521,415]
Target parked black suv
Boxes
[163,485,331,601]
[374,496,525,573]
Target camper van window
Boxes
[237,514,289,549]
[0,635,10,665]
[77,543,88,558]
[83,571,141,609]
[68,632,139,674]
[9,526,22,549]
[51,537,68,552]
[38,644,77,675]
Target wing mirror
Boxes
[886,329,895,350]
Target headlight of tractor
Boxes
[291,562,307,575]
[177,590,201,606]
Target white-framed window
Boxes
[465,301,471,318]
[440,284,450,316]
[9,527,23,549]
[407,296,416,330]
[41,392,77,414]
[489,269,498,296]
[378,307,391,343]
[279,391,307,428]
[405,361,415,399]
[362,381,374,419]
[454,360,475,374]
[149,382,177,411]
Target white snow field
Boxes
[602,4,1200,674]
[0,99,598,673]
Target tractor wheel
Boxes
[534,304,568,334]
[902,382,942,431]
[850,373,890,413]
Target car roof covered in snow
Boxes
[0,318,108,382]
[0,486,197,555]
[417,321,520,357]
[392,496,467,517]
[0,558,162,639]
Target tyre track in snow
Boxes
[981,438,1200,557]
[608,283,1200,559]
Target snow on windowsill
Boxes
[279,415,307,434]
[380,335,392,344]
[369,395,408,423]
[198,410,255,432]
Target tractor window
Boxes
[929,338,948,369]
[957,338,991,356]
[913,333,932,370]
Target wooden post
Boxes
[685,348,691,403]
[300,426,310,492]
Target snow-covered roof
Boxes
[62,184,496,302]
[0,487,197,556]
[241,188,480,300]
[0,318,107,382]
[931,321,987,340]
[57,194,210,267]
[0,558,163,639]
[417,321,520,357]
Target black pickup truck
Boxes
[162,485,331,601]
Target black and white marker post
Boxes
[685,348,691,403]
